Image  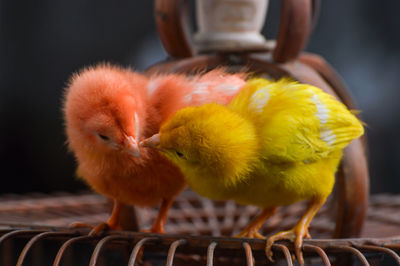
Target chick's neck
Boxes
[185,108,260,199]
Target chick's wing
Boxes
[230,79,364,163]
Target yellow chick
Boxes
[141,78,364,264]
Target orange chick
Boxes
[63,64,245,234]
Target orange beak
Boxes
[124,135,140,157]
[140,133,160,149]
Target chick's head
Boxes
[144,104,259,186]
[64,65,148,158]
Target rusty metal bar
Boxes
[0,229,14,235]
[274,244,294,266]
[16,231,75,266]
[303,244,331,266]
[53,235,94,266]
[166,239,187,266]
[127,237,158,266]
[385,243,400,250]
[356,244,400,265]
[206,241,217,266]
[242,242,254,266]
[89,235,130,266]
[0,230,43,245]
[330,245,370,266]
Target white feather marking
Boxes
[248,87,270,113]
[183,94,191,103]
[147,79,159,96]
[184,82,243,104]
[213,83,241,95]
[192,82,210,94]
[134,112,140,140]
[184,82,210,103]
[310,92,336,146]
[321,129,336,146]
[326,136,336,146]
[310,92,329,124]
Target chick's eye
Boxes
[175,151,184,157]
[98,133,110,141]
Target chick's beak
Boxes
[124,135,140,157]
[140,133,160,149]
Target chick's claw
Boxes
[69,221,121,236]
[89,223,122,236]
[234,230,265,239]
[140,198,173,234]
[305,230,312,239]
[140,216,167,234]
[70,221,94,229]
[266,226,310,265]
[140,226,165,234]
[234,207,277,239]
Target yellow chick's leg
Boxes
[266,197,326,265]
[71,199,122,235]
[234,207,278,239]
[142,197,174,234]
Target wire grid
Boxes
[0,191,398,238]
[0,225,400,266]
[0,192,399,265]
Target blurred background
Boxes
[0,1,399,194]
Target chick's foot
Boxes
[140,220,166,234]
[70,199,123,235]
[266,225,311,265]
[234,207,277,239]
[234,230,265,239]
[70,222,122,236]
[141,198,174,234]
[140,226,164,234]
[90,222,122,236]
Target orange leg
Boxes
[234,207,278,239]
[71,199,122,235]
[142,198,174,234]
[266,197,326,265]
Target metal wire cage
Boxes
[0,191,400,265]
[0,1,397,265]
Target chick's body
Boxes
[76,145,183,207]
[189,147,341,208]
[180,78,356,206]
[146,78,364,263]
[64,64,245,233]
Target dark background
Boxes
[0,1,399,194]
